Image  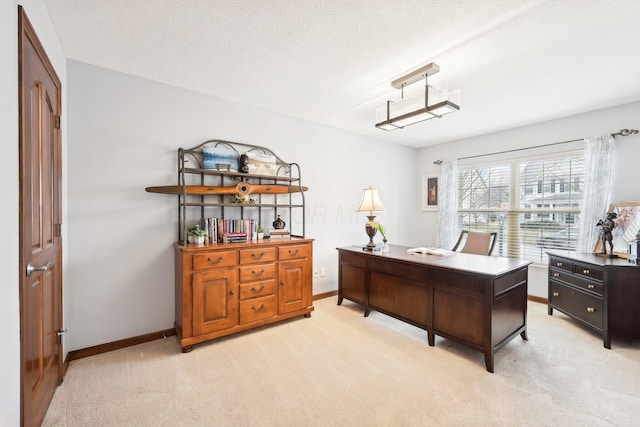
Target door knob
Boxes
[26,261,51,277]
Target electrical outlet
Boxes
[320,267,326,277]
[313,269,319,278]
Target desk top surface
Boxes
[337,244,531,277]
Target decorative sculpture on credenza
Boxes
[596,212,617,257]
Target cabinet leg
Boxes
[364,307,370,317]
[548,306,553,315]
[304,313,311,318]
[604,335,611,349]
[427,331,435,347]
[181,346,193,353]
[520,328,528,341]
[337,295,343,305]
[484,351,494,373]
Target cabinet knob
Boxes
[586,307,596,313]
[280,281,285,286]
[583,269,590,274]
[588,284,595,289]
[251,252,265,260]
[553,292,560,297]
[229,290,235,295]
[553,273,560,278]
[208,256,223,264]
[556,262,563,267]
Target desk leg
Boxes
[484,351,494,373]
[427,331,435,347]
[337,294,343,305]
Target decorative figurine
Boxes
[596,212,617,255]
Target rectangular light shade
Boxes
[375,86,460,130]
[356,187,385,215]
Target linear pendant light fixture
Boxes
[375,63,460,131]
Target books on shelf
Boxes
[406,247,454,257]
[222,232,248,244]
[199,218,258,243]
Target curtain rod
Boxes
[432,128,639,165]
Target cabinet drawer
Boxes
[193,251,238,270]
[549,269,603,296]
[240,280,277,300]
[239,264,276,283]
[279,244,311,260]
[550,281,603,330]
[240,295,277,324]
[573,262,603,281]
[549,257,572,272]
[239,247,277,265]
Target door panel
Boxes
[19,7,63,427]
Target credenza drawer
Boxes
[239,263,277,282]
[549,256,572,272]
[549,268,603,296]
[239,295,277,324]
[279,244,311,260]
[193,250,237,270]
[573,262,603,281]
[239,247,277,265]
[239,280,277,300]
[550,281,603,330]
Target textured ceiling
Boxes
[44,0,640,148]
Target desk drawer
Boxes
[550,281,603,330]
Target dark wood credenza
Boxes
[547,251,640,348]
[337,245,531,372]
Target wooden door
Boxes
[18,7,63,427]
[192,269,238,335]
[278,259,311,314]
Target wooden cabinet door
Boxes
[193,268,238,335]
[278,259,311,314]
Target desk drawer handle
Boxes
[553,292,560,297]
[552,273,560,278]
[588,284,595,289]
[251,285,265,293]
[251,252,265,260]
[288,249,300,256]
[556,262,563,267]
[586,307,596,313]
[583,269,590,274]
[208,256,223,265]
[251,304,266,312]
[251,269,265,276]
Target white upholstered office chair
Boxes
[451,230,497,256]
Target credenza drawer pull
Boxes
[556,262,563,267]
[553,292,560,297]
[586,307,596,313]
[288,249,300,256]
[251,304,266,312]
[208,256,223,265]
[588,284,595,289]
[251,269,265,276]
[251,252,265,260]
[553,273,560,278]
[583,269,590,274]
[251,285,265,293]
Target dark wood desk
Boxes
[337,245,531,372]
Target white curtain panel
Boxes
[576,134,615,253]
[437,159,459,249]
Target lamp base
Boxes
[363,216,378,250]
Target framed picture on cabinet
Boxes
[421,175,439,211]
[594,201,640,258]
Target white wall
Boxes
[66,60,418,351]
[417,101,640,297]
[1,1,67,426]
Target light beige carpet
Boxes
[43,297,640,427]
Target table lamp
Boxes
[355,186,386,250]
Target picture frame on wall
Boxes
[594,201,640,258]
[421,175,439,211]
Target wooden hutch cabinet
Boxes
[149,140,313,352]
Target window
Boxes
[457,151,584,263]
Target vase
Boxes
[273,215,286,230]
[382,238,389,253]
[257,232,264,240]
[195,235,205,245]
